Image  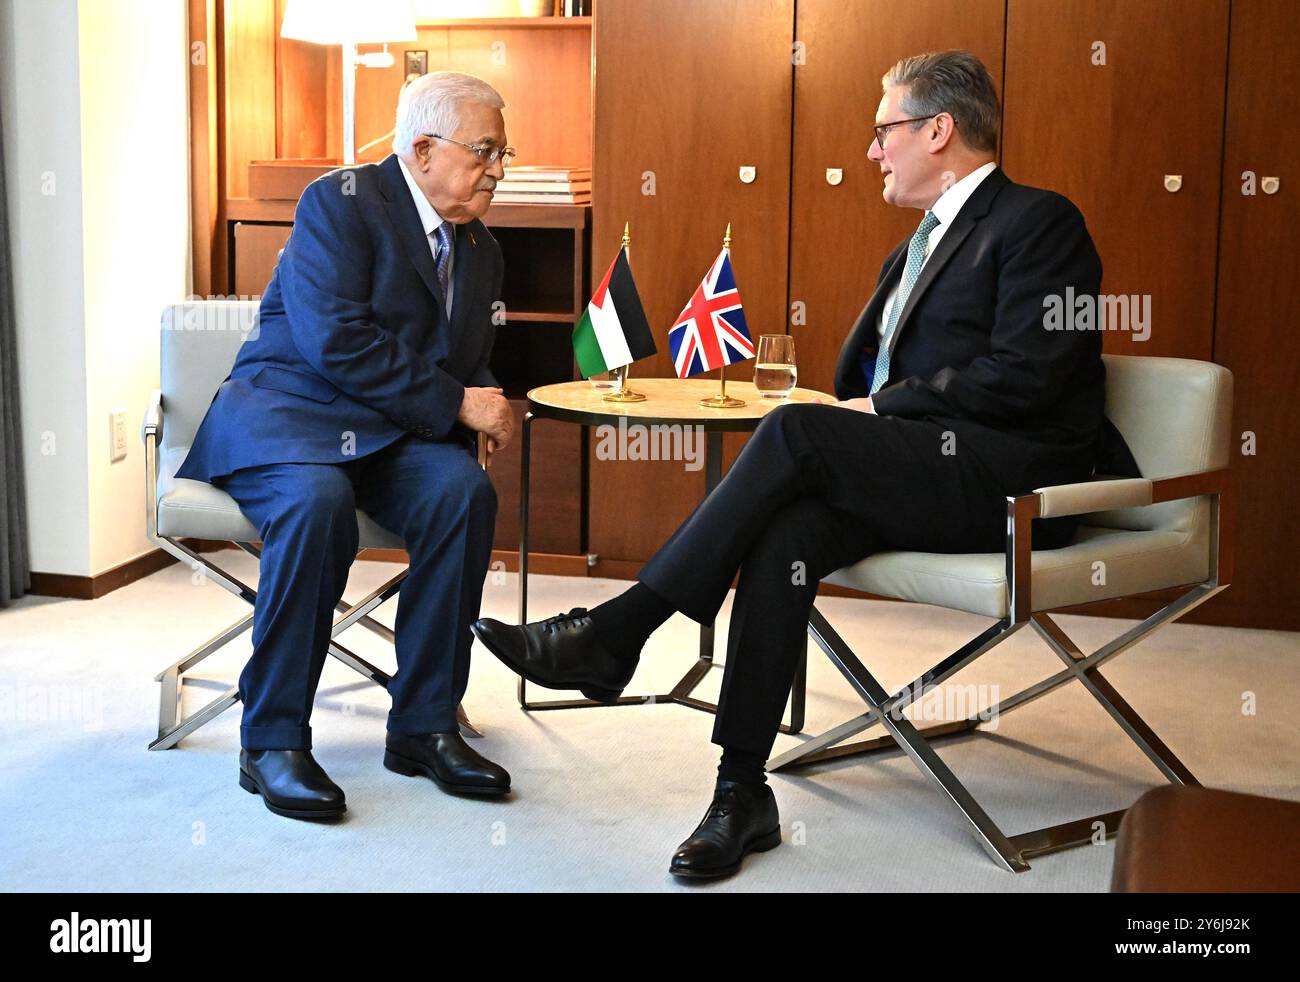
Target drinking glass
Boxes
[754,335,797,398]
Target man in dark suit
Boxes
[473,50,1131,878]
[178,72,516,819]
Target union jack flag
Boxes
[668,248,755,378]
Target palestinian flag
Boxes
[572,247,656,377]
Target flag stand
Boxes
[603,362,646,403]
[603,221,647,403]
[699,223,747,408]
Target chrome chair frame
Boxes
[770,469,1232,872]
[143,391,483,751]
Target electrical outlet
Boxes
[110,410,128,463]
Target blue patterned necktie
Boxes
[433,221,454,303]
[871,210,941,394]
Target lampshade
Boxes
[280,0,418,45]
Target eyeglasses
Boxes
[426,133,517,166]
[872,114,944,149]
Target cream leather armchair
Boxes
[143,301,482,750]
[771,354,1233,872]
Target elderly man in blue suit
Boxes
[177,72,516,819]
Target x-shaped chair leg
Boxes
[149,538,479,748]
[771,578,1223,869]
[794,607,1030,871]
[769,613,1021,771]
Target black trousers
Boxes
[639,404,1024,760]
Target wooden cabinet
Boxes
[1210,0,1300,629]
[789,0,1006,394]
[588,0,795,573]
[1002,0,1229,360]
[232,221,291,298]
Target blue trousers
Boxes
[215,435,497,750]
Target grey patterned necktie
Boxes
[871,210,941,394]
[433,221,454,302]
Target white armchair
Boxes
[772,354,1233,872]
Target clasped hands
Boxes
[458,386,514,463]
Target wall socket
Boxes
[110,409,128,463]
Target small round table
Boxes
[517,377,836,731]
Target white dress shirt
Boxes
[397,155,454,317]
[876,160,997,341]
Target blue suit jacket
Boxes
[177,154,503,484]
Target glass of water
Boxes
[754,335,797,398]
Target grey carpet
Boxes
[1,554,1296,891]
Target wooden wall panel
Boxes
[1002,0,1229,359]
[223,0,278,199]
[232,222,291,297]
[277,22,593,169]
[214,2,594,188]
[1210,0,1300,630]
[274,0,330,159]
[438,25,592,169]
[788,0,1006,395]
[188,0,221,296]
[588,0,795,568]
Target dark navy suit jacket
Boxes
[834,166,1137,493]
[178,153,503,484]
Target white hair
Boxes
[392,71,505,155]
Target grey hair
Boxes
[392,71,505,155]
[882,50,1000,153]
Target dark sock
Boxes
[588,580,674,663]
[718,746,767,788]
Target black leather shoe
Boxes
[669,781,781,880]
[472,609,636,704]
[238,749,346,820]
[384,731,511,796]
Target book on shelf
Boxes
[495,179,592,193]
[495,165,591,204]
[491,191,591,205]
[502,166,591,182]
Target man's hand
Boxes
[458,386,514,454]
[811,396,876,413]
[836,397,876,414]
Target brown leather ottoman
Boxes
[1111,786,1300,892]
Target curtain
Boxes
[0,95,31,604]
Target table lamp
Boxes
[280,0,418,164]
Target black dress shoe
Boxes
[238,749,346,820]
[471,609,635,704]
[384,731,511,796]
[669,780,781,880]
